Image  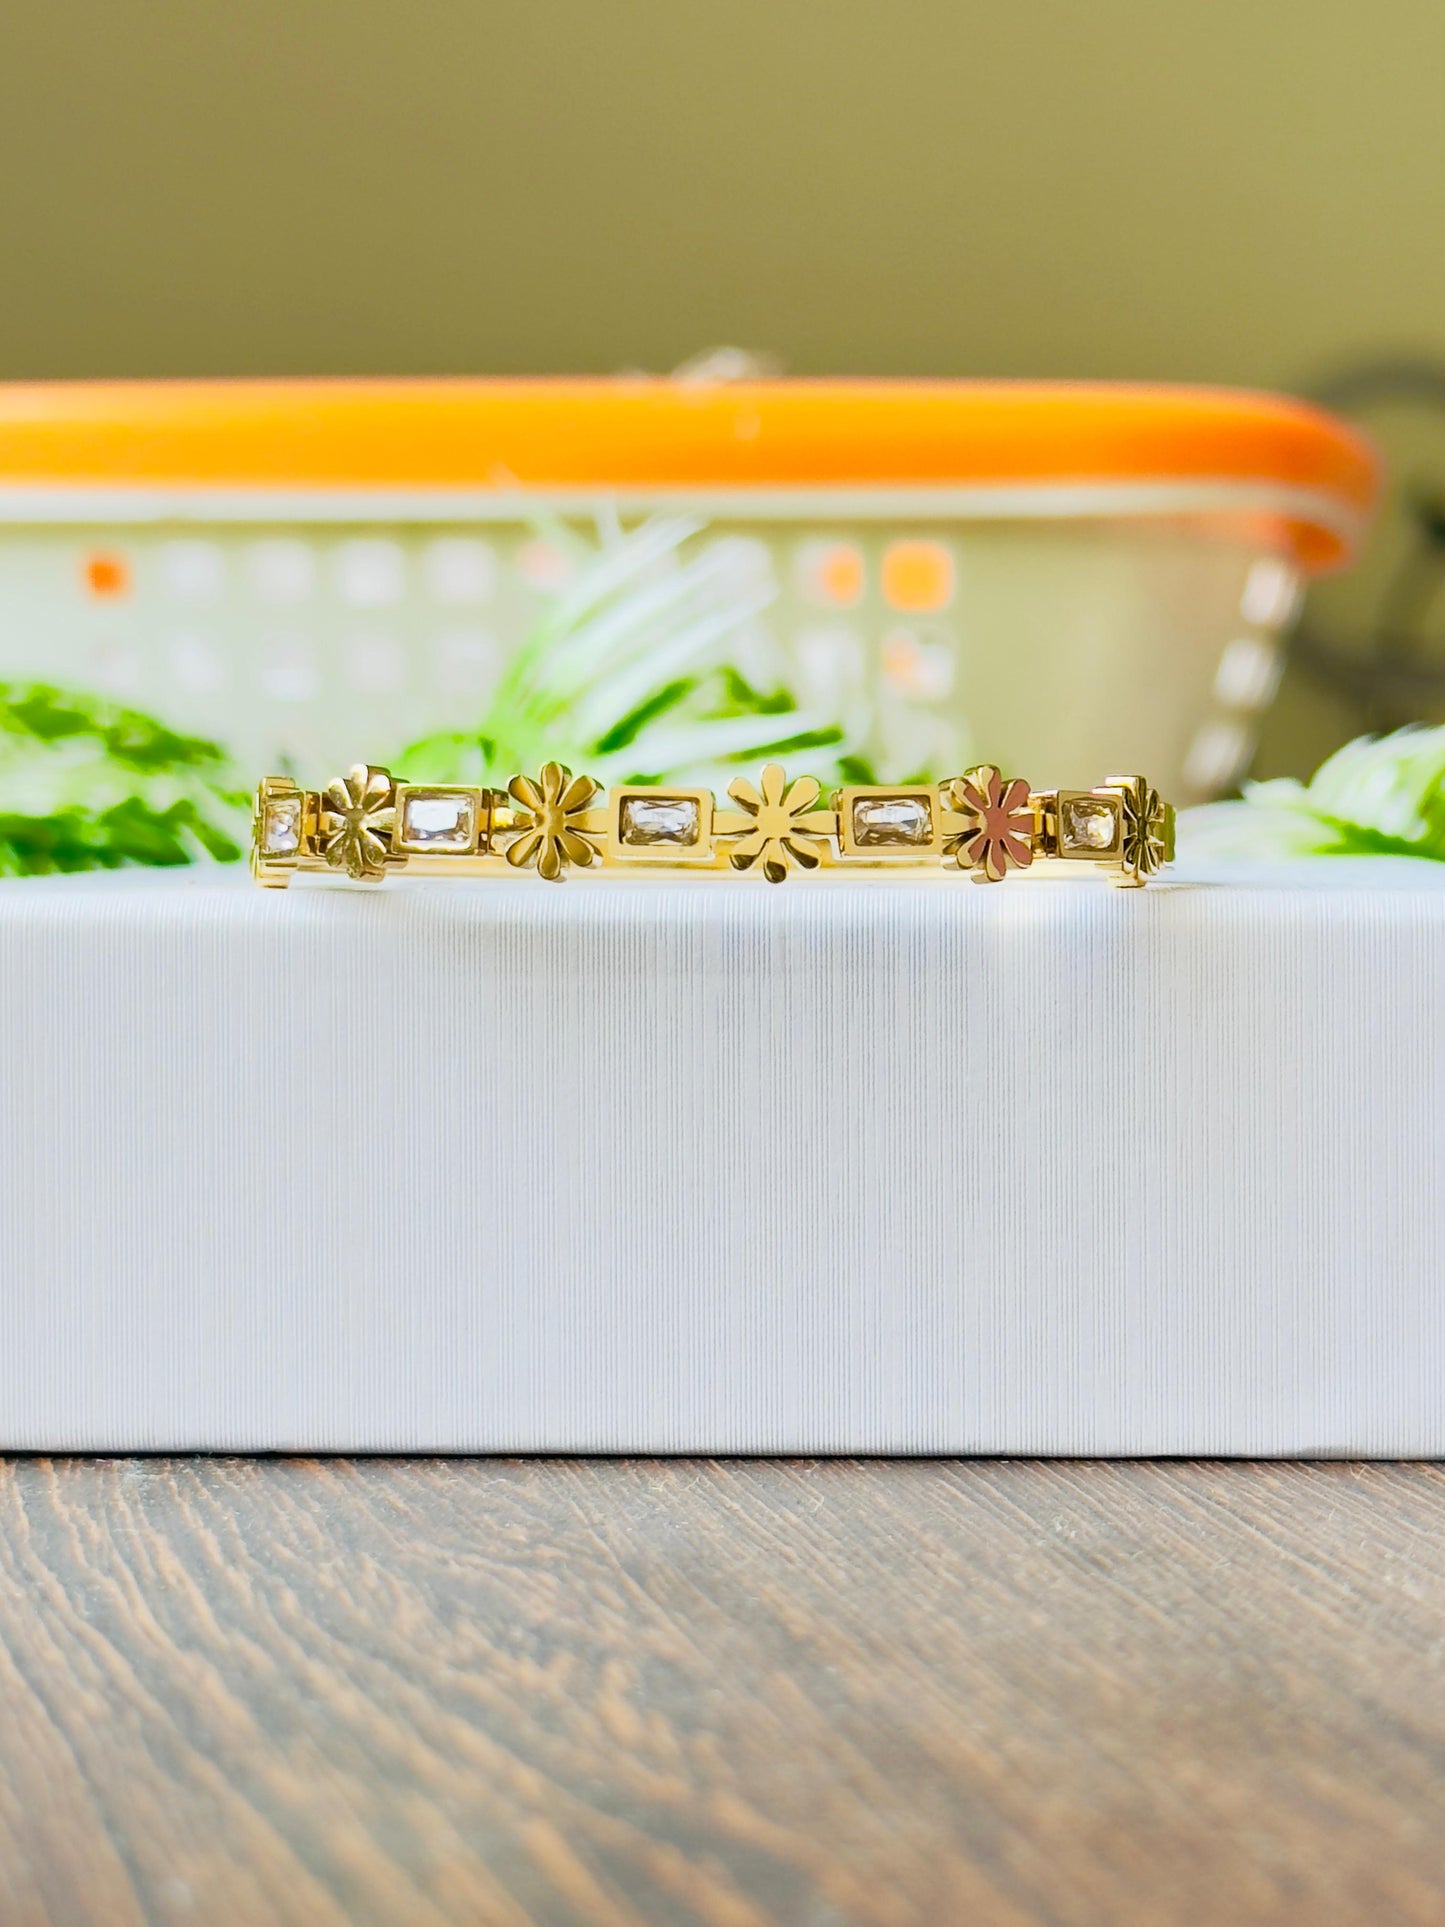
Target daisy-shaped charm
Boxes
[944,765,1036,882]
[1114,774,1173,886]
[506,763,603,880]
[321,765,397,879]
[715,763,837,883]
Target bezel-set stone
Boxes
[1058,794,1121,856]
[851,794,933,848]
[395,787,481,854]
[836,786,940,859]
[609,786,715,862]
[619,794,701,848]
[260,793,302,855]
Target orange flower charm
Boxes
[945,765,1035,882]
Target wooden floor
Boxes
[1,1458,1443,1925]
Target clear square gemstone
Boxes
[852,794,932,847]
[1060,795,1119,852]
[402,791,476,848]
[261,795,302,854]
[619,795,700,847]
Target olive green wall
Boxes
[0,0,1440,385]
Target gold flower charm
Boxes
[944,765,1035,882]
[716,763,837,883]
[1115,774,1173,885]
[321,765,397,879]
[507,763,602,880]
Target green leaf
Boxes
[396,516,880,789]
[1181,724,1445,863]
[0,681,245,875]
[594,678,697,754]
[710,667,798,718]
[836,752,881,785]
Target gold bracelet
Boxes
[252,761,1175,889]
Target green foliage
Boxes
[0,519,878,879]
[1183,725,1445,861]
[400,517,873,788]
[0,684,245,876]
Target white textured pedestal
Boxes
[1,862,1442,1455]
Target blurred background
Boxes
[3,0,1445,814]
[2,0,1439,387]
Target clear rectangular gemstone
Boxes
[402,791,476,848]
[620,795,700,847]
[261,796,302,854]
[1060,795,1119,852]
[852,794,932,847]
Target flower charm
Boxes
[1116,774,1172,885]
[716,763,836,883]
[944,765,1035,882]
[507,763,602,880]
[321,765,397,879]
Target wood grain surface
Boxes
[0,1458,1443,1926]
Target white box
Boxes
[1,862,1442,1455]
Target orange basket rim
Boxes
[0,377,1379,572]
